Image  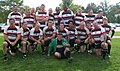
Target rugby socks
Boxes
[41,44,45,53]
[3,54,8,61]
[66,51,71,58]
[102,49,107,60]
[108,44,111,55]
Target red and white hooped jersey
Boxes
[7,12,22,27]
[4,25,20,41]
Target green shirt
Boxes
[48,38,70,54]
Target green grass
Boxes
[114,32,120,36]
[0,37,120,71]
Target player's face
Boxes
[60,24,64,29]
[93,22,98,28]
[9,19,15,25]
[48,22,53,27]
[77,9,82,14]
[103,19,108,24]
[57,34,62,40]
[69,22,74,27]
[88,10,93,15]
[40,5,45,10]
[26,11,31,16]
[49,8,53,14]
[22,22,27,28]
[13,6,18,12]
[35,24,40,30]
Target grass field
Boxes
[114,32,120,36]
[0,37,120,71]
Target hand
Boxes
[47,54,50,56]
[11,42,16,46]
[27,41,30,45]
[63,42,68,46]
[37,40,41,44]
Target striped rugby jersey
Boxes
[7,12,22,27]
[4,25,20,41]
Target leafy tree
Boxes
[0,0,23,23]
[85,3,97,13]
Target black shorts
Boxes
[44,39,51,47]
[56,47,66,59]
[6,40,19,53]
[80,40,86,46]
[94,42,102,49]
[29,39,37,46]
[69,39,75,47]
[106,36,111,41]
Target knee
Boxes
[101,42,107,49]
[21,41,26,45]
[55,52,61,58]
[107,41,111,45]
[3,42,8,47]
[65,48,70,51]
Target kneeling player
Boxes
[19,22,30,58]
[3,18,22,61]
[76,21,90,53]
[29,23,43,52]
[48,33,72,63]
[91,21,107,60]
[102,17,115,58]
[42,20,56,54]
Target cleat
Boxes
[68,57,73,63]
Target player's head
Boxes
[103,16,108,24]
[35,22,40,30]
[13,5,18,12]
[59,22,65,29]
[63,5,68,11]
[98,9,103,16]
[48,20,53,27]
[88,9,93,15]
[77,8,82,14]
[22,21,27,28]
[57,32,63,40]
[93,21,99,28]
[40,4,45,10]
[68,20,74,27]
[9,18,15,25]
[48,8,53,14]
[55,7,61,12]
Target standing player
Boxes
[48,8,54,22]
[76,21,90,52]
[23,9,36,30]
[95,9,104,26]
[29,23,43,53]
[74,8,84,27]
[101,17,115,57]
[59,5,74,27]
[42,20,56,53]
[53,7,61,29]
[3,18,22,61]
[36,4,48,30]
[7,6,22,27]
[20,7,26,17]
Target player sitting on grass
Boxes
[48,32,73,63]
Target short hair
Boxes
[68,20,74,24]
[9,18,15,22]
